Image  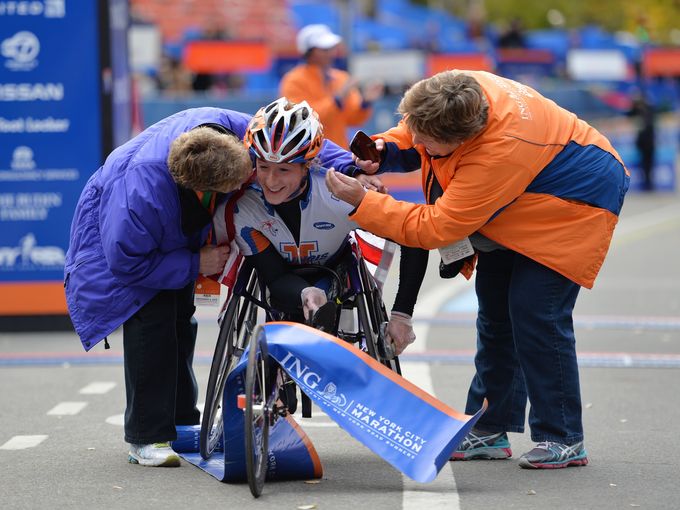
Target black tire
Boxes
[356,259,401,375]
[244,325,277,498]
[200,266,261,460]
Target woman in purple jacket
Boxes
[65,108,252,467]
[64,107,359,467]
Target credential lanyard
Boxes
[194,190,220,306]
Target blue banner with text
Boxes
[181,322,485,484]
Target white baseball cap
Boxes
[296,24,342,54]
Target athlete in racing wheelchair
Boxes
[200,99,419,480]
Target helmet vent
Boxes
[255,130,270,153]
[272,118,285,152]
[288,113,299,131]
[282,130,307,157]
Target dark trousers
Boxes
[123,282,201,444]
[465,249,584,444]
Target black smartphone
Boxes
[350,130,381,162]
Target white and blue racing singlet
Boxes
[233,168,358,265]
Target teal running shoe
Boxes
[518,441,588,469]
[451,429,512,461]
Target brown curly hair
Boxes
[167,127,252,192]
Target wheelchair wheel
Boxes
[356,258,401,375]
[244,325,278,498]
[200,265,261,460]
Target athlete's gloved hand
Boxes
[301,286,328,322]
[386,311,416,355]
[439,253,475,279]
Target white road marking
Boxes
[411,277,472,352]
[0,435,48,450]
[79,381,116,394]
[614,203,680,241]
[47,402,87,416]
[403,463,461,508]
[400,362,462,508]
[402,278,473,510]
[613,201,680,245]
[299,421,339,428]
[399,362,434,395]
[105,414,124,426]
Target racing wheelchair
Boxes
[199,233,401,497]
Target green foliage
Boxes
[488,0,680,41]
[413,0,680,42]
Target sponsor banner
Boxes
[264,322,484,483]
[172,425,211,454]
[0,0,111,315]
[182,322,483,484]
[179,398,322,482]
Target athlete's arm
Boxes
[317,139,362,176]
[392,246,428,316]
[248,245,309,315]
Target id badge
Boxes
[194,275,221,307]
[438,237,474,264]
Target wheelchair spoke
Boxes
[245,326,272,498]
[354,254,402,375]
[201,264,264,460]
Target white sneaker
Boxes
[128,442,180,467]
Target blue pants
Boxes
[465,249,584,444]
[123,282,201,444]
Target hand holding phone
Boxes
[350,130,381,163]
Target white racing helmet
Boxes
[245,97,324,164]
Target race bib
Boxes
[438,237,474,264]
[194,275,221,307]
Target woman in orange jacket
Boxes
[326,70,630,469]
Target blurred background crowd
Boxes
[2,0,678,329]
[126,0,680,192]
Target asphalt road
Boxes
[1,191,679,509]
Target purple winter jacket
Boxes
[65,107,356,351]
[64,108,251,350]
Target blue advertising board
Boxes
[0,1,113,319]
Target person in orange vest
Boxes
[280,24,383,149]
[326,70,630,469]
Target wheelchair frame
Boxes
[200,237,401,496]
[199,261,273,460]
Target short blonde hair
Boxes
[167,127,252,192]
[398,71,488,144]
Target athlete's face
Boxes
[411,132,461,157]
[256,160,308,205]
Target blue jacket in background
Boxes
[64,107,355,351]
